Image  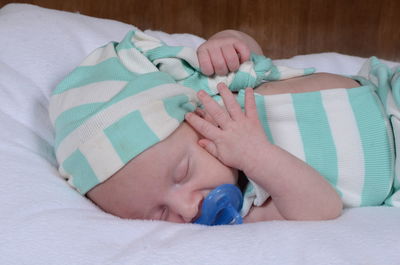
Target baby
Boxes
[50,29,400,223]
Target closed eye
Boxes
[174,156,190,184]
[159,206,169,221]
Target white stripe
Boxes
[131,30,163,52]
[321,89,364,207]
[239,61,256,79]
[59,166,69,180]
[140,101,180,139]
[157,58,190,80]
[357,58,373,78]
[49,80,127,124]
[207,73,236,94]
[56,83,197,162]
[80,43,117,66]
[79,131,124,182]
[276,66,305,80]
[388,191,400,207]
[117,48,158,74]
[177,47,199,68]
[264,94,306,161]
[248,66,257,79]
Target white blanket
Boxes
[1,3,399,265]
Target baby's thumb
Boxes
[198,139,218,157]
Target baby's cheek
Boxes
[192,139,238,185]
[211,158,238,184]
[86,172,150,220]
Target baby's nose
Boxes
[170,190,203,223]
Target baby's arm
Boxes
[185,83,342,221]
[197,30,263,76]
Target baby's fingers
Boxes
[198,139,218,158]
[217,83,243,121]
[195,108,218,127]
[233,42,250,63]
[244,87,258,119]
[185,112,220,141]
[210,48,229,76]
[197,48,214,76]
[222,45,240,73]
[197,90,231,128]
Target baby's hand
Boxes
[197,37,250,76]
[185,83,270,172]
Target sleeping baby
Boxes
[49,29,400,223]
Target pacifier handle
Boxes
[193,184,243,226]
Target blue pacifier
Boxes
[193,184,243,226]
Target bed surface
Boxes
[1,3,400,265]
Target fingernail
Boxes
[195,108,205,117]
[217,82,226,89]
[198,90,206,97]
[198,140,205,147]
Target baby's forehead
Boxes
[128,122,196,165]
[164,122,201,146]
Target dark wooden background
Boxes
[1,0,399,61]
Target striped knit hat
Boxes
[49,29,314,194]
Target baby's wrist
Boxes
[240,141,273,179]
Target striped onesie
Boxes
[240,57,400,215]
[50,30,400,215]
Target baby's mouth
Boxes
[191,198,204,223]
[192,184,243,225]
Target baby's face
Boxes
[87,122,238,223]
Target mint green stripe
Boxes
[163,94,194,122]
[231,72,257,91]
[63,150,100,194]
[115,30,135,51]
[145,46,183,61]
[107,72,176,103]
[265,65,281,81]
[304,67,315,75]
[251,53,273,83]
[348,87,393,206]
[292,92,338,187]
[175,58,195,77]
[255,94,274,143]
[369,56,392,109]
[54,58,136,94]
[104,110,160,164]
[54,103,103,150]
